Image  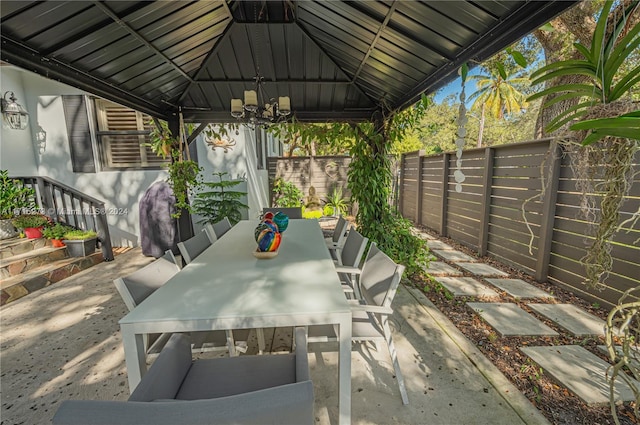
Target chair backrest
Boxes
[332,215,348,244]
[339,229,368,268]
[177,230,212,265]
[211,217,232,238]
[263,207,303,219]
[113,255,180,311]
[359,245,405,308]
[203,223,218,244]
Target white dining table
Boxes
[119,219,352,424]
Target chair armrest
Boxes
[128,334,192,402]
[334,265,362,275]
[53,381,314,425]
[349,304,394,315]
[294,327,310,382]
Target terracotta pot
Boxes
[51,238,65,247]
[24,227,43,239]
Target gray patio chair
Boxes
[333,229,369,299]
[203,223,218,244]
[263,207,303,219]
[52,327,314,425]
[308,245,409,405]
[177,229,212,265]
[211,216,233,238]
[325,215,350,260]
[113,251,249,357]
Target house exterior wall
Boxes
[0,68,38,175]
[1,66,271,248]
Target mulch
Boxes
[409,227,638,425]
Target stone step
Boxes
[528,303,606,337]
[434,276,499,298]
[521,345,640,405]
[0,252,103,306]
[0,246,69,279]
[0,237,50,259]
[467,302,559,337]
[423,261,463,277]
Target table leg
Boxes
[338,314,352,425]
[121,326,146,393]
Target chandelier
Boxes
[230,73,291,127]
[1,91,29,130]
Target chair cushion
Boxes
[175,353,296,400]
[128,334,192,402]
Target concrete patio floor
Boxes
[1,248,548,425]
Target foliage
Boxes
[167,158,202,218]
[528,0,640,288]
[302,210,323,220]
[147,119,175,159]
[42,223,73,240]
[63,229,97,240]
[468,67,529,119]
[605,287,640,424]
[323,205,335,216]
[0,171,35,219]
[324,186,349,216]
[272,178,303,207]
[192,172,248,225]
[528,0,640,142]
[11,214,49,229]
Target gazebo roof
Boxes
[1,1,577,122]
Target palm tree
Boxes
[468,67,529,147]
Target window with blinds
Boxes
[94,99,169,170]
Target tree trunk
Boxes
[477,105,485,148]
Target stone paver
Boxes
[435,276,499,298]
[424,261,463,277]
[597,345,640,371]
[427,240,454,250]
[528,304,605,337]
[521,345,640,405]
[432,249,478,262]
[485,278,553,299]
[457,262,509,277]
[467,302,559,337]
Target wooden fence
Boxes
[267,156,352,209]
[399,139,640,308]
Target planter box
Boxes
[63,238,97,257]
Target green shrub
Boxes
[273,178,303,207]
[193,172,248,225]
[12,214,49,229]
[42,223,73,239]
[323,205,334,216]
[0,171,35,219]
[302,210,323,220]
[63,229,97,240]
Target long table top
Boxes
[120,219,350,328]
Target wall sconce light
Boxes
[1,91,29,130]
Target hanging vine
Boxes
[528,0,640,289]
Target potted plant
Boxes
[42,223,73,247]
[192,172,248,225]
[0,170,36,239]
[11,214,50,239]
[62,229,98,257]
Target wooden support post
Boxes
[535,141,562,282]
[398,154,406,217]
[439,153,450,237]
[415,151,424,225]
[478,148,494,256]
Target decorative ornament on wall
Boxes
[206,136,237,153]
[454,64,468,193]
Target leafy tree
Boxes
[468,66,530,147]
[192,172,248,225]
